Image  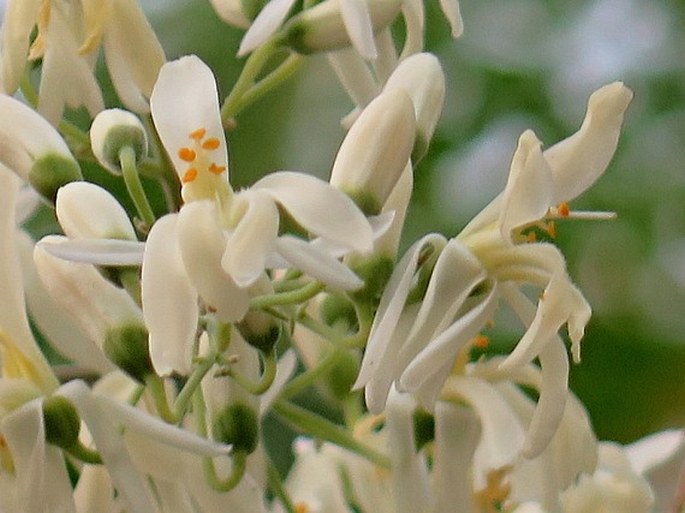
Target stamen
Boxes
[545,221,557,238]
[473,335,489,349]
[189,128,207,140]
[527,232,537,243]
[182,168,198,183]
[178,148,196,162]
[209,163,226,175]
[294,503,309,513]
[202,137,221,150]
[558,201,570,217]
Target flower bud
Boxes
[28,154,83,203]
[212,402,259,454]
[330,89,416,215]
[236,310,282,354]
[209,0,261,28]
[103,323,154,383]
[56,182,136,240]
[383,53,446,162]
[90,109,148,175]
[281,0,402,55]
[42,396,81,449]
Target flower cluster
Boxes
[0,1,677,513]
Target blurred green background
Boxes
[39,0,685,443]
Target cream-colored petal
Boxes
[340,0,377,60]
[222,191,279,288]
[1,0,43,93]
[238,0,297,56]
[39,238,145,266]
[275,235,364,290]
[254,170,374,252]
[176,202,249,322]
[150,55,228,179]
[102,0,166,113]
[438,0,463,38]
[544,82,633,204]
[327,47,379,107]
[399,0,424,58]
[142,214,198,376]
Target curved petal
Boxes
[353,233,446,392]
[275,235,363,290]
[238,0,297,56]
[327,47,379,107]
[438,0,463,38]
[253,171,374,253]
[150,55,228,179]
[142,214,198,376]
[176,202,249,322]
[39,238,144,266]
[340,0,377,60]
[1,0,43,93]
[498,130,554,241]
[222,191,279,288]
[544,82,633,204]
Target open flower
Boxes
[1,0,165,123]
[143,55,375,375]
[355,82,633,426]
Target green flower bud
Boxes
[319,294,358,331]
[42,396,81,449]
[212,402,259,454]
[103,323,154,383]
[281,0,402,55]
[236,311,282,354]
[324,349,359,400]
[90,109,148,175]
[28,154,83,203]
[348,255,394,304]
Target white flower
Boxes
[143,55,375,375]
[355,82,633,421]
[1,0,165,122]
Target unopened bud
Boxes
[324,349,359,400]
[103,323,154,383]
[236,310,282,354]
[42,396,81,449]
[90,109,148,175]
[56,182,136,240]
[383,53,446,162]
[281,0,402,55]
[330,89,416,215]
[348,255,394,303]
[29,154,83,203]
[212,402,259,454]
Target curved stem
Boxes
[273,400,390,469]
[250,281,325,310]
[173,355,217,419]
[66,439,102,465]
[279,347,344,400]
[221,351,278,395]
[119,146,156,230]
[203,450,248,492]
[144,374,177,424]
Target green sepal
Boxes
[212,402,259,454]
[101,126,147,174]
[413,408,435,451]
[103,323,153,383]
[29,154,83,203]
[42,396,81,449]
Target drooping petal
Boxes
[433,402,480,513]
[176,201,249,322]
[354,233,447,392]
[73,465,116,513]
[340,0,377,60]
[1,0,43,93]
[222,190,279,288]
[253,170,374,252]
[498,130,554,241]
[399,0,424,58]
[327,47,379,107]
[438,0,463,38]
[1,399,77,513]
[142,214,198,376]
[102,0,166,113]
[544,81,633,204]
[275,235,364,290]
[238,0,297,56]
[150,55,228,179]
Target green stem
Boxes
[203,450,248,492]
[119,146,156,230]
[66,439,102,464]
[144,374,177,424]
[273,400,390,469]
[279,348,344,400]
[250,281,325,310]
[119,268,142,306]
[221,351,278,395]
[173,356,217,419]
[267,459,296,513]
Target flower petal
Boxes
[340,0,377,60]
[544,82,633,204]
[150,55,228,180]
[327,47,379,107]
[238,0,297,56]
[38,238,144,266]
[176,201,249,322]
[222,191,279,288]
[438,0,463,38]
[142,214,198,376]
[275,235,364,290]
[1,0,43,93]
[253,170,374,253]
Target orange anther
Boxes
[209,163,226,175]
[558,202,570,217]
[294,504,309,513]
[473,335,490,348]
[546,221,557,238]
[202,137,220,150]
[189,128,206,140]
[527,232,537,243]
[178,147,196,162]
[182,168,198,183]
